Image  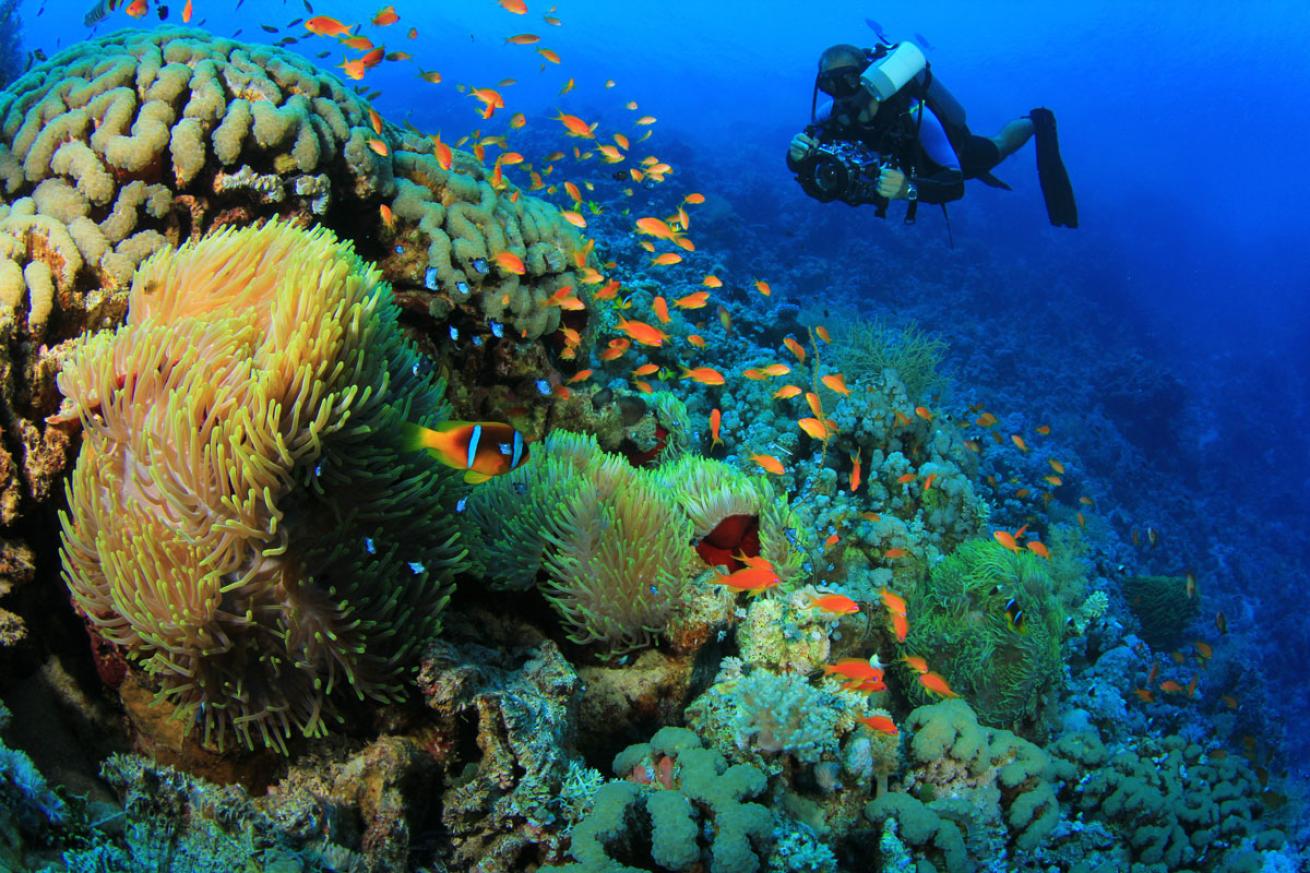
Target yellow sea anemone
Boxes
[57,220,466,752]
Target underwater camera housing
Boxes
[796,139,892,209]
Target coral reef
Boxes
[553,726,774,873]
[56,220,466,752]
[1049,726,1288,870]
[416,636,589,872]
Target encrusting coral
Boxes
[56,220,466,752]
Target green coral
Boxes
[902,539,1079,735]
[1049,728,1287,871]
[1122,574,1200,650]
[832,317,949,402]
[56,221,466,752]
[865,792,969,873]
[898,699,1059,863]
[554,727,773,873]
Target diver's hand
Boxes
[877,167,911,199]
[788,133,816,163]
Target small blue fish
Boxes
[865,18,891,43]
[535,379,551,396]
[425,267,439,290]
[455,496,468,512]
[408,561,426,574]
[449,326,459,341]
[472,258,489,275]
[364,537,376,555]
[456,280,470,295]
[489,321,504,338]
[472,336,484,347]
[394,245,405,254]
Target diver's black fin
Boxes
[976,171,1013,191]
[1028,107,1077,228]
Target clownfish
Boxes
[403,421,528,484]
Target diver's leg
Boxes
[990,117,1035,160]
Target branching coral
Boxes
[832,317,949,402]
[57,220,466,752]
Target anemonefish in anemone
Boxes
[402,421,528,484]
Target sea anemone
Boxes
[57,220,466,752]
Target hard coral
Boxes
[555,726,774,873]
[57,220,466,753]
[0,25,589,525]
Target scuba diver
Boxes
[787,41,1077,229]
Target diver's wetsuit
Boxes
[788,95,984,205]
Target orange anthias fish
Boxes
[993,530,1021,552]
[493,251,526,275]
[182,0,193,22]
[858,715,898,736]
[402,421,528,484]
[125,0,148,17]
[1159,680,1185,694]
[652,295,670,323]
[616,319,669,347]
[710,408,722,449]
[783,337,806,362]
[823,658,884,687]
[773,385,802,400]
[754,279,772,296]
[915,405,934,421]
[1026,540,1051,560]
[711,561,780,595]
[751,453,784,475]
[372,4,400,26]
[505,33,540,44]
[889,611,909,642]
[821,373,850,395]
[849,451,862,492]
[499,0,528,12]
[556,112,595,138]
[674,291,710,309]
[682,366,725,386]
[703,274,723,288]
[919,671,959,698]
[810,594,861,616]
[902,655,929,675]
[433,135,454,170]
[1011,434,1029,452]
[879,588,907,616]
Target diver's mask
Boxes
[816,66,864,100]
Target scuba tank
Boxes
[862,41,928,103]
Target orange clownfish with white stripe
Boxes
[403,420,528,484]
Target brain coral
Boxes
[0,25,588,529]
[57,220,466,752]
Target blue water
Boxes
[20,0,1310,855]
